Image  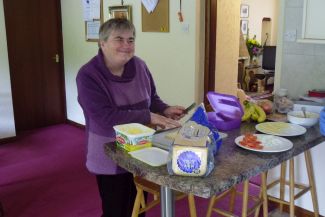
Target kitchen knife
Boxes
[184,102,196,114]
[154,126,181,135]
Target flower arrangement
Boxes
[246,35,262,62]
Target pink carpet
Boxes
[0,124,265,217]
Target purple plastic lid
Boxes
[207,91,243,118]
[206,91,244,131]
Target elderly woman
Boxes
[76,18,185,217]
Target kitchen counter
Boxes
[104,122,325,199]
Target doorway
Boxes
[238,0,279,96]
[3,0,66,133]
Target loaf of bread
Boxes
[174,121,210,147]
[172,145,208,176]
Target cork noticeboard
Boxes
[85,0,104,42]
[141,0,169,32]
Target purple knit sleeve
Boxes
[76,70,151,132]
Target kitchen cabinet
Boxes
[298,0,325,44]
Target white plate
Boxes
[129,147,169,167]
[235,134,293,153]
[255,122,306,136]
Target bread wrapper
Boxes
[167,104,220,177]
[171,145,208,176]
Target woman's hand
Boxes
[163,106,185,120]
[150,112,181,129]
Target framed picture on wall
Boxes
[240,4,249,18]
[241,20,248,35]
[85,19,101,42]
[108,5,132,22]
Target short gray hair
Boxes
[99,18,135,42]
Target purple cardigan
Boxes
[76,50,168,174]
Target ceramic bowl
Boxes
[287,110,319,127]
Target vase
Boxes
[249,56,258,66]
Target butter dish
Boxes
[113,123,155,151]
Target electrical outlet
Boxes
[284,30,297,42]
[182,23,189,33]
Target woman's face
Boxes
[100,29,135,67]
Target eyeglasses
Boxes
[111,36,135,45]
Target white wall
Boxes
[279,0,325,99]
[0,0,16,139]
[61,0,203,125]
[60,1,98,124]
[241,0,278,45]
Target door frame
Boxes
[204,0,217,105]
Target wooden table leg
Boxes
[279,161,287,212]
[229,187,236,213]
[305,150,320,217]
[205,195,216,217]
[131,187,142,217]
[241,180,249,217]
[289,158,295,217]
[268,152,320,217]
[253,172,268,217]
[188,193,197,217]
[261,172,268,217]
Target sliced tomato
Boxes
[240,134,263,150]
[244,134,257,140]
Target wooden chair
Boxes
[206,172,268,217]
[132,176,197,217]
[267,150,319,217]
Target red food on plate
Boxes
[243,133,257,140]
[242,136,259,143]
[240,134,264,150]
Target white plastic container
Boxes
[113,123,155,151]
[129,147,169,166]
